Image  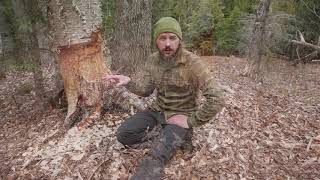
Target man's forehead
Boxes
[158,32,178,37]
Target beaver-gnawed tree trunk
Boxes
[47,0,153,130]
[48,0,111,129]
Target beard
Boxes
[159,45,181,61]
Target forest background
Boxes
[1,0,319,72]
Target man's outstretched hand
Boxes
[103,75,190,129]
[167,114,189,129]
[103,74,131,87]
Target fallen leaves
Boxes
[1,56,320,179]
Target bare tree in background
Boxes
[11,0,46,104]
[243,0,272,82]
[111,0,152,77]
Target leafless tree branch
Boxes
[300,0,320,20]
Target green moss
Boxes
[16,83,33,95]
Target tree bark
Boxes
[243,0,272,82]
[36,0,64,101]
[48,0,111,129]
[111,0,152,77]
[47,0,155,130]
[30,27,47,104]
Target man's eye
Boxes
[170,36,177,40]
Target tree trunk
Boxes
[30,28,46,104]
[48,0,111,129]
[36,0,64,101]
[243,0,272,82]
[111,0,152,77]
[47,0,155,130]
[11,0,47,104]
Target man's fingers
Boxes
[115,82,124,87]
[109,79,117,84]
[105,78,118,84]
[103,74,130,87]
[103,75,120,84]
[103,75,117,80]
[115,79,129,87]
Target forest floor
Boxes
[0,56,319,180]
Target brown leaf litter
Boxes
[0,56,319,179]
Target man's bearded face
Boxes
[156,32,181,61]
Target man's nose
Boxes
[165,39,171,47]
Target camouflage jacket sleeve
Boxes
[187,59,225,127]
[126,58,156,97]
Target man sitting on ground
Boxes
[103,17,225,179]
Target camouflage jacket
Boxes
[127,48,225,127]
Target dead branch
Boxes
[300,0,320,20]
[293,51,318,62]
[292,40,320,52]
[298,30,305,42]
[265,140,320,150]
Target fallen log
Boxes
[291,40,320,52]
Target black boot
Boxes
[181,129,193,153]
[131,124,191,179]
[130,156,164,180]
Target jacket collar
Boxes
[175,48,187,65]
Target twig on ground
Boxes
[88,158,111,180]
[77,171,84,180]
[307,137,313,152]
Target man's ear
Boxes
[179,41,184,48]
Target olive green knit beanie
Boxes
[153,17,182,41]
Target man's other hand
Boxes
[103,74,131,87]
[167,114,189,129]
